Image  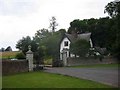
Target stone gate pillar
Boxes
[26,45,33,71]
[62,49,67,66]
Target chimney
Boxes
[71,30,77,38]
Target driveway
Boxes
[44,67,119,87]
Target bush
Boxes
[52,58,63,67]
[70,39,90,57]
[33,66,43,71]
[44,58,52,65]
[16,52,26,59]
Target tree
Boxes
[42,31,62,58]
[15,52,26,59]
[68,19,89,34]
[105,0,120,59]
[35,28,49,39]
[104,0,120,18]
[49,16,58,34]
[34,28,64,57]
[91,17,111,48]
[68,19,81,34]
[33,28,51,58]
[5,46,12,51]
[67,17,113,49]
[57,29,66,36]
[16,36,32,54]
[0,48,5,52]
[16,36,44,65]
[34,46,44,65]
[70,39,90,57]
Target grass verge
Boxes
[2,71,114,88]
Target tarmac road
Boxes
[44,67,119,87]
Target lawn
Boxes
[0,76,1,89]
[68,64,119,68]
[2,71,113,88]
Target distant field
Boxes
[1,51,20,59]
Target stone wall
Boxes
[67,56,119,66]
[2,60,28,75]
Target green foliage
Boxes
[15,52,25,59]
[34,29,65,66]
[34,47,44,64]
[16,36,32,54]
[70,39,90,57]
[68,19,87,34]
[34,29,65,60]
[67,17,116,49]
[67,12,120,59]
[44,58,52,65]
[57,29,66,36]
[104,0,120,18]
[105,0,120,59]
[16,36,44,64]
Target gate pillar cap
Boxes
[26,45,33,54]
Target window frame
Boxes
[64,41,68,46]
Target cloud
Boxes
[0,0,112,50]
[0,0,41,16]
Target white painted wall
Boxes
[90,38,93,47]
[60,37,71,60]
[60,37,71,52]
[60,36,93,60]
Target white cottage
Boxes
[60,32,93,60]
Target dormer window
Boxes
[64,41,68,46]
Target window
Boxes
[64,41,68,46]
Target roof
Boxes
[64,32,91,43]
[65,33,76,42]
[77,33,91,41]
[95,47,107,55]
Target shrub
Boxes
[70,39,90,57]
[16,52,26,59]
[52,58,63,67]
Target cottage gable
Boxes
[60,32,93,60]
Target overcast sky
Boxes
[0,0,113,51]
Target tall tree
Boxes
[105,0,120,59]
[49,16,58,34]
